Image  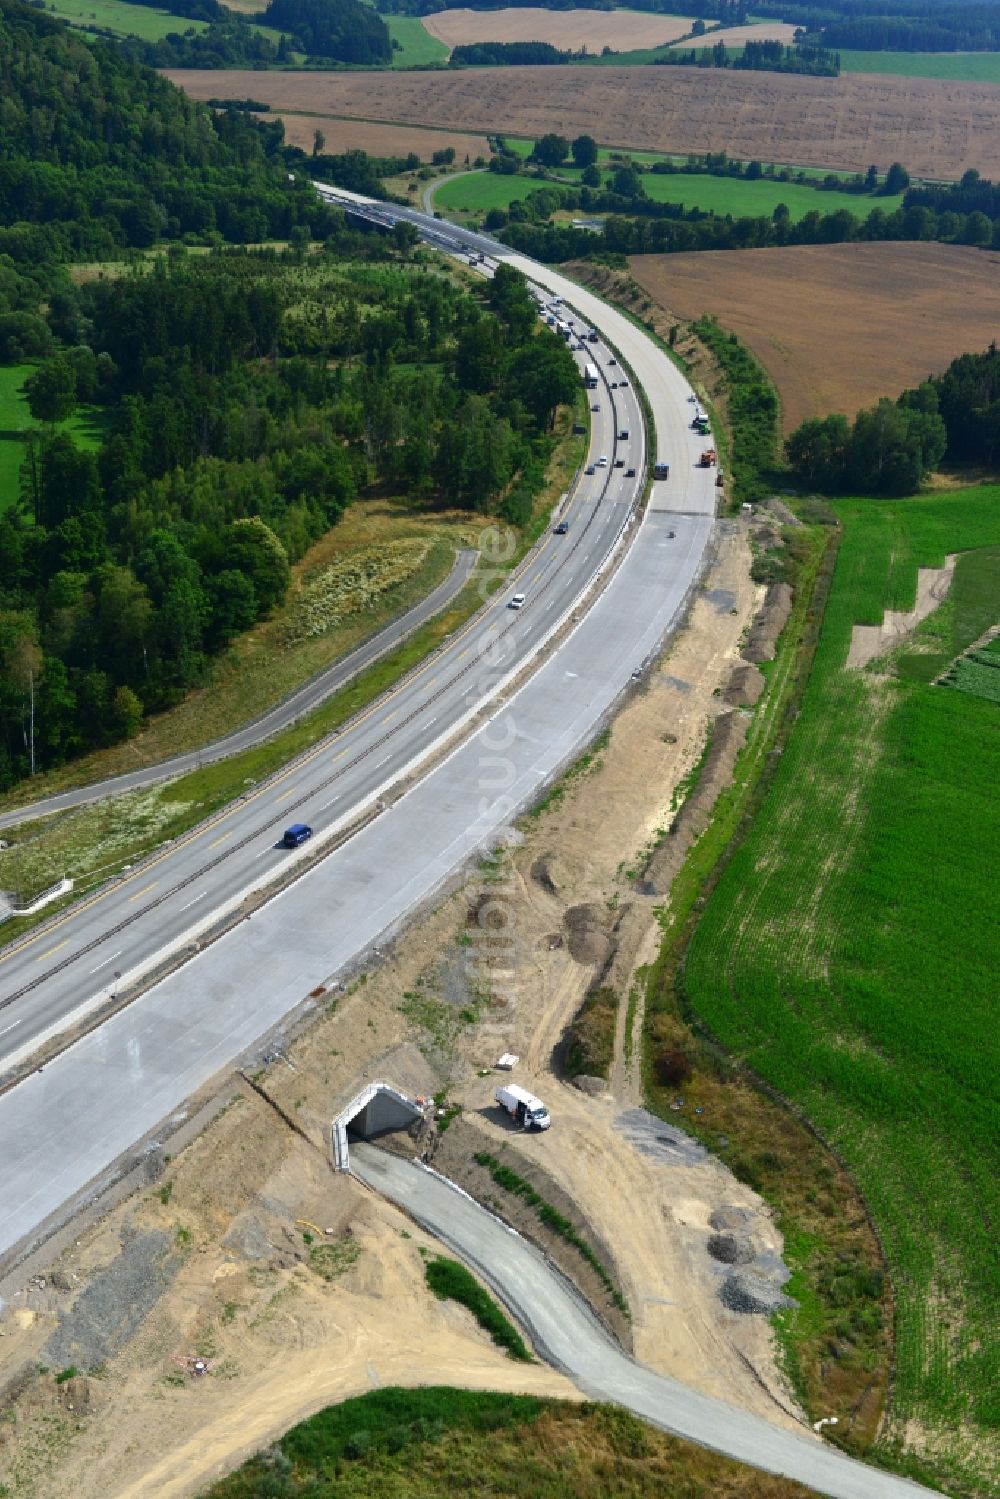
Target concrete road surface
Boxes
[0,208,716,1271]
[0,549,478,830]
[352,1144,938,1499]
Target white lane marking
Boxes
[89,949,123,974]
[375,756,390,769]
[320,796,338,811]
[0,1019,23,1037]
[179,892,208,913]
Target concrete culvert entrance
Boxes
[331,1081,425,1171]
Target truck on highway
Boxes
[495,1084,551,1131]
[700,448,716,467]
[653,460,670,479]
[583,362,599,388]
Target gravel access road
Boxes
[352,1144,939,1499]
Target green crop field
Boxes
[683,488,1000,1492]
[839,48,1000,82]
[44,0,207,41]
[387,14,448,67]
[0,365,107,513]
[435,168,901,223]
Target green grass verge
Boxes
[387,14,448,68]
[564,984,617,1079]
[839,48,1000,81]
[45,0,207,41]
[682,489,1000,1493]
[473,1151,629,1316]
[200,1386,817,1498]
[424,1255,533,1361]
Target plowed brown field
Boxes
[422,7,695,53]
[263,113,490,163]
[630,242,1000,431]
[165,65,1000,179]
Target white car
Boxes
[597,455,608,467]
[508,593,526,610]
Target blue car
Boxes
[282,823,313,848]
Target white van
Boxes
[508,593,525,610]
[495,1084,551,1130]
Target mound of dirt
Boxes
[743,583,792,664]
[710,1205,752,1233]
[531,851,568,895]
[724,662,765,708]
[707,1233,755,1266]
[563,903,612,966]
[721,1271,795,1315]
[572,1075,606,1096]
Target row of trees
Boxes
[656,39,839,73]
[495,191,1000,263]
[786,345,1000,495]
[0,251,577,788]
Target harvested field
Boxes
[166,65,1000,179]
[673,21,797,47]
[630,242,1000,433]
[422,7,695,53]
[262,111,490,163]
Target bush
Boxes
[424,1256,533,1361]
[654,1047,692,1086]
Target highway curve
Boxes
[352,1144,938,1499]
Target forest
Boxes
[785,345,1000,492]
[0,254,577,788]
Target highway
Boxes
[0,319,653,1070]
[0,217,716,1265]
[353,1146,937,1499]
[0,548,478,830]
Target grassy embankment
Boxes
[680,495,1000,1495]
[201,1386,814,1498]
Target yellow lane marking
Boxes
[208,829,234,847]
[36,939,68,963]
[129,882,158,903]
[274,790,294,806]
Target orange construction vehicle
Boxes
[699,448,716,467]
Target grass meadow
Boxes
[387,14,448,67]
[683,488,1000,1491]
[839,49,1000,82]
[44,0,207,40]
[0,365,106,513]
[435,167,902,223]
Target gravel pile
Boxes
[721,1271,796,1316]
[707,1232,755,1265]
[45,1230,182,1370]
[563,904,612,966]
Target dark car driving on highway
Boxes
[282,823,313,848]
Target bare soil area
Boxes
[423,7,695,53]
[847,554,958,667]
[630,242,1000,433]
[675,21,797,47]
[166,65,1000,178]
[264,112,491,163]
[0,520,816,1498]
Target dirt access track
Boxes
[167,65,1000,179]
[0,515,819,1499]
[631,242,1000,433]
